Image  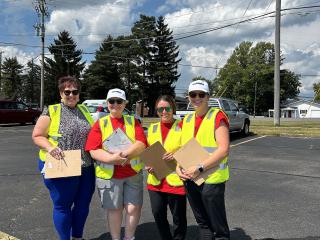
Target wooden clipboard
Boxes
[173,138,218,185]
[44,150,82,179]
[140,141,176,180]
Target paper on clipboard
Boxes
[44,150,81,179]
[140,141,176,180]
[103,128,132,152]
[173,138,218,185]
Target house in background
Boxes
[268,100,320,118]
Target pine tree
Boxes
[45,31,85,104]
[154,16,181,96]
[22,60,41,103]
[82,35,122,99]
[1,57,24,100]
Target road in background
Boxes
[0,125,320,240]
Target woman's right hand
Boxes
[145,166,154,174]
[176,165,191,181]
[48,146,65,160]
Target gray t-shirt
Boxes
[42,103,93,167]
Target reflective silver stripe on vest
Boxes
[48,135,60,141]
[206,110,214,120]
[131,159,141,166]
[103,119,108,128]
[126,116,132,126]
[204,146,217,153]
[53,105,58,112]
[219,162,228,170]
[96,161,113,170]
[152,124,158,133]
[186,114,193,123]
[79,105,88,113]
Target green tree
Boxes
[82,35,122,100]
[45,30,85,104]
[1,57,24,99]
[154,16,181,96]
[22,60,41,103]
[215,41,301,114]
[314,82,320,101]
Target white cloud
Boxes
[45,2,133,48]
[0,47,36,67]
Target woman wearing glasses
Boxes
[32,76,95,240]
[85,88,147,240]
[176,80,230,240]
[146,95,187,240]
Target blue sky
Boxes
[1,0,320,98]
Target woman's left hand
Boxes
[184,165,200,179]
[163,152,174,161]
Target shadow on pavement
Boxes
[258,237,320,240]
[90,222,199,240]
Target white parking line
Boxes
[230,135,267,147]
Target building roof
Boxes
[282,99,320,108]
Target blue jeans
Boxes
[38,160,95,240]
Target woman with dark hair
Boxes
[176,80,230,240]
[32,76,95,240]
[146,95,187,240]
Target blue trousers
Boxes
[39,160,95,240]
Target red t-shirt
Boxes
[85,116,147,179]
[147,121,186,195]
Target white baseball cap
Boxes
[106,88,127,101]
[188,80,209,94]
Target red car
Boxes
[0,100,41,125]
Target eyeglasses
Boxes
[189,92,206,98]
[157,106,172,113]
[64,90,79,96]
[108,99,124,105]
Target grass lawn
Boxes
[141,117,320,137]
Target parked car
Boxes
[85,101,141,122]
[176,97,250,135]
[0,100,41,125]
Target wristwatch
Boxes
[197,164,204,173]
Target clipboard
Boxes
[173,138,218,185]
[103,128,132,153]
[44,150,82,179]
[140,141,176,180]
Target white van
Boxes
[82,99,107,107]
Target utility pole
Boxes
[0,51,3,95]
[253,81,257,118]
[274,0,281,126]
[34,0,48,111]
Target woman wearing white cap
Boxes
[85,88,147,240]
[176,80,230,240]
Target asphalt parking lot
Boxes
[0,124,320,240]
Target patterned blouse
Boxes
[42,103,93,167]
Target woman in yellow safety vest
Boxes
[176,80,230,240]
[85,88,147,240]
[146,95,187,240]
[32,76,95,240]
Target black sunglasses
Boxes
[157,106,172,113]
[189,92,206,98]
[108,99,124,105]
[64,90,79,96]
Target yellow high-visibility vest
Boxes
[95,115,144,180]
[146,120,184,187]
[181,108,229,184]
[39,103,94,161]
